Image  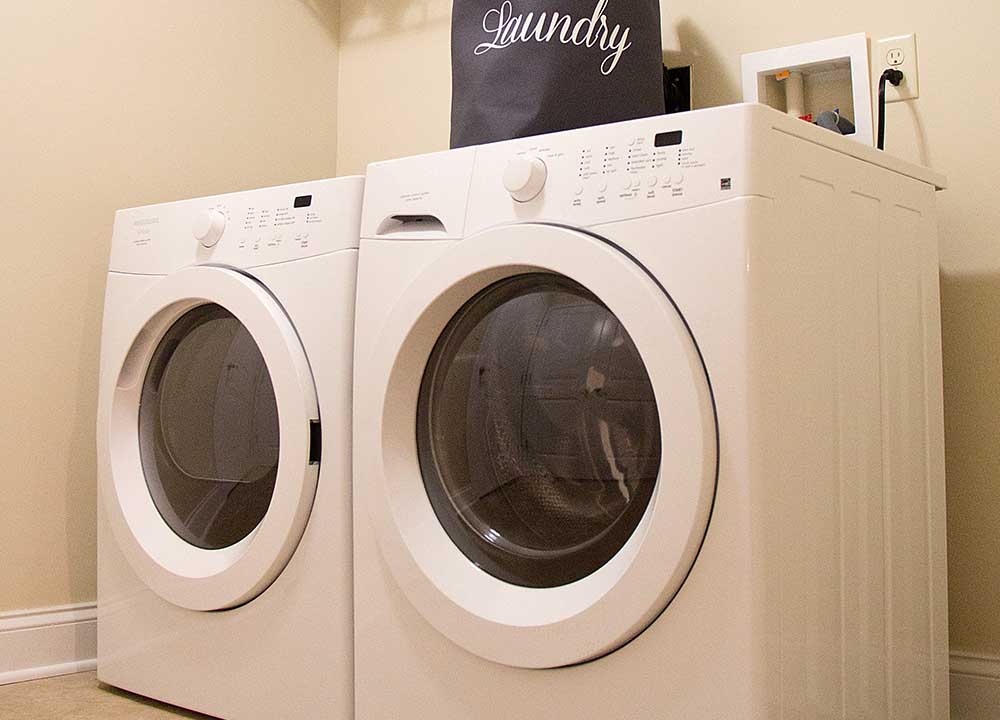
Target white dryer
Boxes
[97,177,363,719]
[353,105,950,719]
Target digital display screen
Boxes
[654,130,683,147]
[294,195,312,208]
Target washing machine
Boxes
[97,177,363,719]
[352,104,950,719]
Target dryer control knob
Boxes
[503,156,547,203]
[193,209,227,248]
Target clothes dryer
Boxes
[97,177,363,719]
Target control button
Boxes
[597,181,608,194]
[631,178,641,190]
[647,175,657,188]
[574,184,584,196]
[503,155,547,202]
[621,177,633,192]
[673,171,685,185]
[192,209,226,248]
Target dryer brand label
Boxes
[131,217,159,247]
[474,0,633,75]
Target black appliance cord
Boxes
[877,68,905,151]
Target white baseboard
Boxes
[0,602,97,686]
[951,651,1000,720]
[0,605,996,715]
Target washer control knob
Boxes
[193,209,227,248]
[503,156,547,203]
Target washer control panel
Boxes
[466,111,750,233]
[110,177,365,274]
[568,132,696,204]
[361,106,771,242]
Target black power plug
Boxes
[877,68,905,151]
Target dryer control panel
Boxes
[110,176,364,275]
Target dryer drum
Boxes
[138,303,279,550]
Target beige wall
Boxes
[3,0,996,661]
[337,1,1000,656]
[337,0,452,174]
[0,0,340,613]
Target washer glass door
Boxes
[419,273,660,589]
[364,224,717,668]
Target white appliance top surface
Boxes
[758,104,946,189]
[361,104,944,240]
[400,104,944,187]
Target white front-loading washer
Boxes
[352,104,950,719]
[97,177,363,719]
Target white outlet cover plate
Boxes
[877,34,918,102]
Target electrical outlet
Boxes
[877,34,919,102]
[664,65,692,114]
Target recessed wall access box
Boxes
[742,33,874,147]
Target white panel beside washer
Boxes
[352,104,948,719]
[98,177,363,719]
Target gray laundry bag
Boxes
[450,0,666,148]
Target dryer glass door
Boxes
[140,303,279,551]
[100,266,319,611]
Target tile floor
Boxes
[0,671,213,719]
